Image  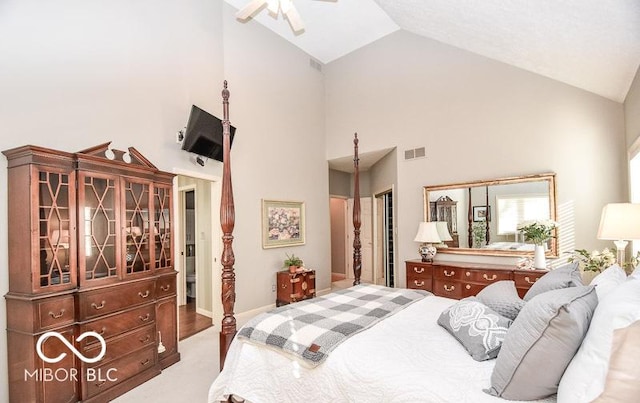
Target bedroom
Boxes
[0,0,638,402]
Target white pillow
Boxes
[590,264,627,301]
[557,277,640,402]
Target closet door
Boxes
[77,171,121,285]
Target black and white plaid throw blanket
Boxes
[237,284,430,366]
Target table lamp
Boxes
[597,203,640,265]
[414,222,441,262]
[435,221,453,248]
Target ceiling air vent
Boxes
[309,58,323,72]
[405,147,426,160]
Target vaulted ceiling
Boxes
[224,0,640,102]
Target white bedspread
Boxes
[209,295,556,403]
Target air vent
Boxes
[309,58,322,72]
[404,147,426,160]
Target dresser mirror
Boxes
[423,173,558,257]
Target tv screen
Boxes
[181,105,235,162]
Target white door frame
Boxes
[172,168,222,325]
[373,185,395,288]
[177,184,197,307]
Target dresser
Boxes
[405,260,546,299]
[4,143,179,403]
[276,269,316,306]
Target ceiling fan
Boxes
[236,0,310,33]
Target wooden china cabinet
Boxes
[4,143,180,403]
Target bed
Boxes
[208,82,640,403]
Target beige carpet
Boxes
[113,325,219,403]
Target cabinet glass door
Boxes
[153,185,172,270]
[123,179,151,275]
[79,173,118,282]
[37,168,76,290]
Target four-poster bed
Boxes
[209,82,624,403]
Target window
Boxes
[496,194,550,236]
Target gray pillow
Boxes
[438,298,512,361]
[486,286,598,400]
[523,261,582,301]
[476,280,525,321]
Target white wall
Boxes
[325,30,627,285]
[626,67,640,150]
[221,4,330,313]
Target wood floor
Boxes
[179,299,213,341]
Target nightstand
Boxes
[276,269,316,306]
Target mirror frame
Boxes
[423,173,558,258]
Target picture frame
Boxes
[473,205,491,222]
[262,199,305,249]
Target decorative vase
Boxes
[533,244,546,270]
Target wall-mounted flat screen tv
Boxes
[181,105,235,162]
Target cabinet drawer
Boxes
[514,271,546,288]
[433,279,463,299]
[433,266,464,280]
[83,323,156,367]
[462,282,487,298]
[156,275,176,298]
[407,277,431,291]
[406,262,432,278]
[80,303,156,345]
[83,345,157,398]
[37,295,75,331]
[78,280,155,320]
[462,269,511,284]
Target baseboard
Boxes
[196,307,212,318]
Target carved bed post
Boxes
[219,81,237,370]
[352,133,362,286]
[485,185,490,245]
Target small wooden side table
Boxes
[276,269,316,306]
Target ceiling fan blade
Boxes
[236,0,267,20]
[284,5,305,33]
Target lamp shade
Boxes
[435,221,453,242]
[597,203,640,240]
[414,222,441,243]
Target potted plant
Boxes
[284,253,303,273]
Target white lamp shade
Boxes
[435,221,453,242]
[414,222,441,243]
[597,203,640,240]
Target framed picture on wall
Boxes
[473,205,491,222]
[262,199,305,248]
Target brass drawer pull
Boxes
[444,285,455,292]
[413,267,424,274]
[160,284,171,292]
[524,276,538,284]
[91,326,106,336]
[140,358,151,366]
[466,271,471,277]
[91,301,106,310]
[138,290,150,298]
[444,270,455,277]
[281,284,287,289]
[96,381,106,388]
[465,284,471,290]
[49,309,65,319]
[139,313,151,322]
[483,274,497,281]
[414,280,425,287]
[140,335,151,343]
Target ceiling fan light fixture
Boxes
[236,0,267,20]
[285,5,305,33]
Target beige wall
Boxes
[330,198,347,274]
[329,168,351,197]
[325,30,627,285]
[625,67,640,150]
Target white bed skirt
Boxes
[209,295,556,403]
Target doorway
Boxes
[329,197,348,283]
[374,189,395,287]
[174,172,221,340]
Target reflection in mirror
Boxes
[423,173,557,257]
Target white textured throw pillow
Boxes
[557,277,640,402]
[590,264,627,301]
